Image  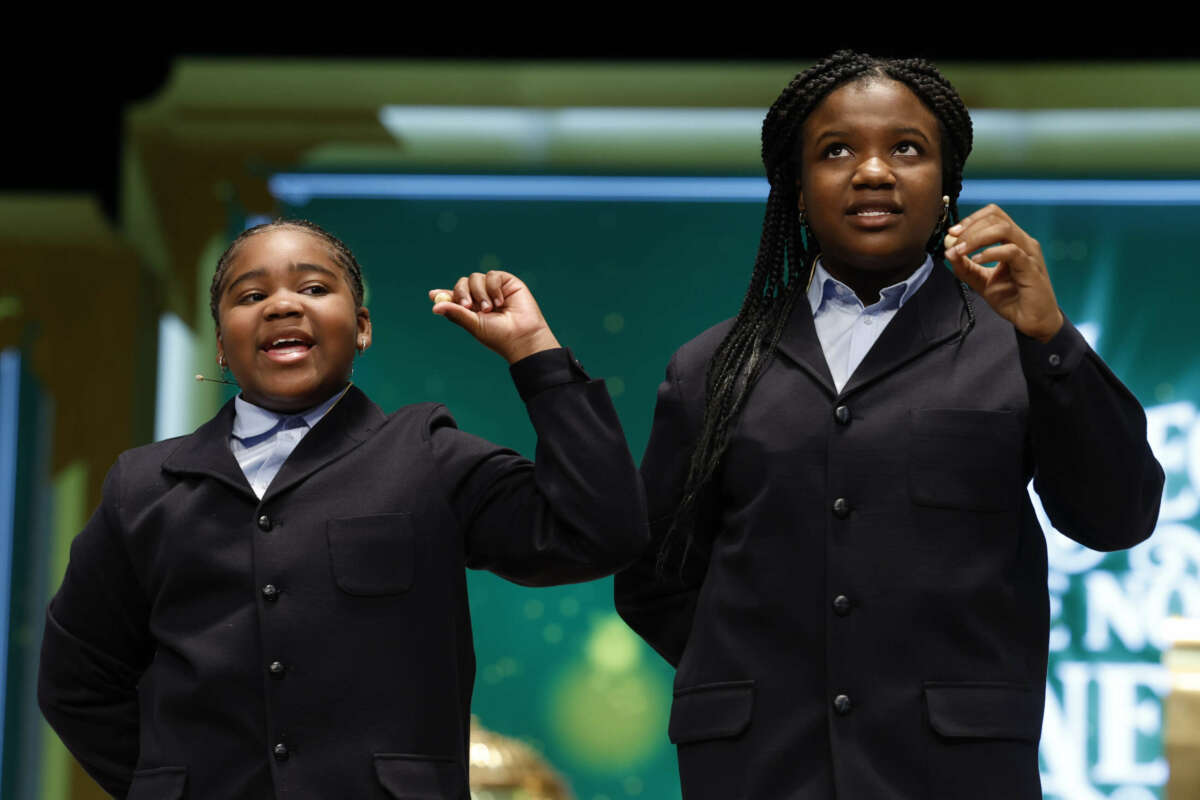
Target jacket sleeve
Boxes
[38,459,153,798]
[614,353,714,667]
[428,347,649,587]
[1022,316,1165,551]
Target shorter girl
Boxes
[39,220,647,799]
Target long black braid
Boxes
[659,51,975,576]
[209,218,367,326]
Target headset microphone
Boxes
[195,374,238,387]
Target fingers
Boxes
[947,203,1039,257]
[433,271,520,314]
[484,271,508,308]
[452,276,473,309]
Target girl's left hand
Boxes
[944,203,1064,343]
[429,270,562,364]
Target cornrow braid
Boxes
[209,219,366,326]
[659,51,975,576]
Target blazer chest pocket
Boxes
[328,514,416,596]
[909,409,1024,512]
[127,766,187,800]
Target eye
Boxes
[238,291,267,304]
[894,141,922,156]
[301,284,331,296]
[823,143,851,159]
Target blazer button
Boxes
[1048,353,1062,367]
[257,514,273,532]
[833,694,852,715]
[269,661,286,676]
[832,498,850,519]
[273,743,289,761]
[833,405,851,425]
[262,584,280,601]
[833,595,851,616]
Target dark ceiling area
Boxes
[5,38,1195,223]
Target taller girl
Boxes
[617,51,1163,799]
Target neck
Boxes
[820,254,927,305]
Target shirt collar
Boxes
[806,255,934,316]
[231,384,351,441]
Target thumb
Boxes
[432,301,481,334]
[948,250,989,295]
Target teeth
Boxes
[272,339,304,347]
[856,210,893,216]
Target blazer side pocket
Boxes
[327,513,415,596]
[127,766,187,800]
[374,754,465,799]
[909,409,1024,512]
[668,679,755,744]
[923,682,1042,742]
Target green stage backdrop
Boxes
[260,174,1198,800]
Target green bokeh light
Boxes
[547,614,669,771]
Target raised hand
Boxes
[944,204,1064,343]
[428,270,561,364]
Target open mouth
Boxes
[262,336,314,363]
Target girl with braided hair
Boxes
[616,51,1162,799]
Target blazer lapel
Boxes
[774,291,837,399]
[260,385,387,503]
[161,400,256,499]
[839,264,968,399]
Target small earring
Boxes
[357,338,367,354]
[938,195,950,228]
[798,209,807,227]
[217,353,226,368]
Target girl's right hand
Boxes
[428,270,561,364]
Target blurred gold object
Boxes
[434,291,453,304]
[1163,617,1200,800]
[469,716,574,800]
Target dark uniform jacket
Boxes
[39,349,648,799]
[615,265,1164,800]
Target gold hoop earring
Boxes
[937,195,950,229]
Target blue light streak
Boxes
[270,174,1200,207]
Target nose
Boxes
[263,289,303,320]
[852,156,895,189]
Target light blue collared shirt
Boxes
[229,386,349,499]
[806,256,934,393]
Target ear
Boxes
[356,307,372,351]
[795,178,805,215]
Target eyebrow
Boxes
[225,262,340,295]
[812,126,934,146]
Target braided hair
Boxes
[209,219,366,327]
[659,51,975,575]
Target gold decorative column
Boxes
[1164,617,1200,800]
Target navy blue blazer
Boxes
[40,348,648,799]
[616,265,1164,800]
